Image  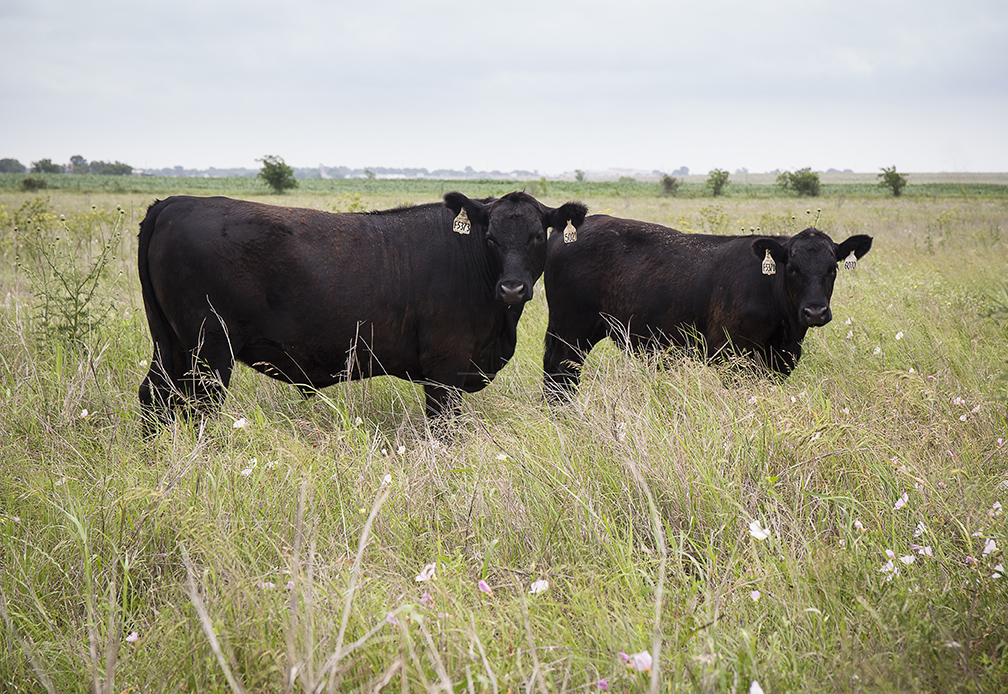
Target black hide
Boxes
[543,215,872,399]
[138,192,587,421]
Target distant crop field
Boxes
[1,183,1006,692]
[3,170,1008,202]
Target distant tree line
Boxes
[0,156,132,175]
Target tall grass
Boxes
[1,188,1006,692]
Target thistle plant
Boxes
[14,201,124,346]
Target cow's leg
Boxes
[543,326,598,403]
[423,383,462,419]
[179,332,235,417]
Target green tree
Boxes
[776,168,821,196]
[878,165,908,197]
[707,169,729,196]
[575,169,585,183]
[661,173,681,196]
[69,155,88,174]
[258,155,298,194]
[0,158,26,173]
[88,160,133,175]
[30,158,64,174]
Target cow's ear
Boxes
[545,201,588,243]
[751,238,787,275]
[835,234,873,261]
[444,191,489,233]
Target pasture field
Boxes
[1,181,1007,692]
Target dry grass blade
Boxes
[180,544,247,694]
[320,485,390,680]
[0,584,57,694]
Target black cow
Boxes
[543,215,872,399]
[138,192,587,422]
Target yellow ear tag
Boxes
[453,208,471,234]
[761,248,776,276]
[843,250,857,271]
[563,220,577,243]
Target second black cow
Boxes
[543,215,872,399]
[138,192,587,422]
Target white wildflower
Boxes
[528,579,549,595]
[749,520,771,541]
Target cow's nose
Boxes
[802,305,831,326]
[498,280,527,305]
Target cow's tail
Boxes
[137,199,177,391]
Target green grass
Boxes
[1,186,1006,692]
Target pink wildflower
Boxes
[621,650,652,672]
[415,563,436,582]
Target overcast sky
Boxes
[2,0,1006,175]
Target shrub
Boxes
[258,155,298,194]
[776,168,821,196]
[707,169,730,196]
[699,204,728,234]
[661,174,681,196]
[878,165,908,197]
[20,177,48,191]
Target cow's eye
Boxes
[485,233,497,247]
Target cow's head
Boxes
[444,191,587,306]
[752,228,872,328]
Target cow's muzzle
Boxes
[498,280,529,306]
[802,304,832,327]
